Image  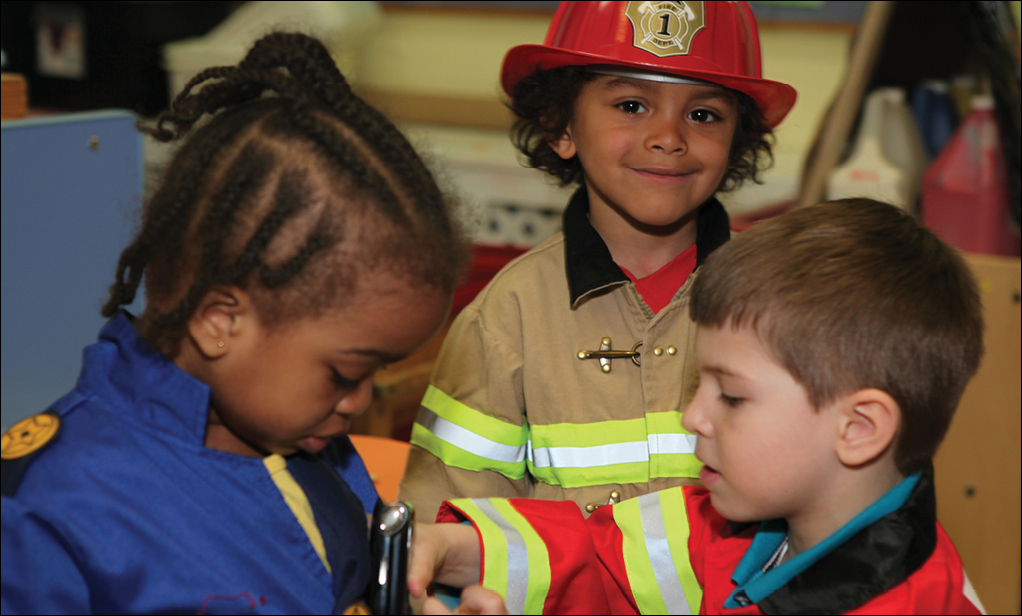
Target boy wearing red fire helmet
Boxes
[401,1,797,523]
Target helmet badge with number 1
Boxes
[627,1,706,57]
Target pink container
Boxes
[921,96,1020,256]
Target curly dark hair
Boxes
[103,32,469,354]
[509,66,774,192]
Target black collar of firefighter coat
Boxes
[562,186,732,307]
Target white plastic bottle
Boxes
[827,87,930,211]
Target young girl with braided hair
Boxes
[1,32,468,614]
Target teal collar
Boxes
[725,473,922,609]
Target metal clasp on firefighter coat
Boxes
[577,337,642,373]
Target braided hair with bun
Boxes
[103,32,468,354]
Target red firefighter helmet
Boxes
[501,1,797,128]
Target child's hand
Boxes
[422,585,508,615]
[409,523,483,599]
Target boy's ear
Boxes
[548,127,577,160]
[834,388,901,468]
[186,286,255,359]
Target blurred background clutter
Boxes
[2,2,1019,613]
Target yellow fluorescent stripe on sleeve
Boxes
[451,499,552,615]
[489,499,551,615]
[453,500,511,600]
[420,386,528,446]
[615,496,669,614]
[410,423,527,478]
[412,386,529,476]
[614,490,700,615]
[658,488,702,614]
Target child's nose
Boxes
[682,386,712,437]
[646,116,686,155]
[336,377,375,416]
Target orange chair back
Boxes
[349,434,411,504]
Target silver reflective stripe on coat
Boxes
[529,434,696,469]
[418,409,527,464]
[475,499,530,615]
[647,433,697,455]
[529,440,649,468]
[639,493,692,615]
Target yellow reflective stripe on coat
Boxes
[411,386,529,478]
[452,498,551,615]
[414,395,700,486]
[527,413,699,487]
[614,490,701,614]
[647,411,703,480]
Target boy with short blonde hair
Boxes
[413,199,986,615]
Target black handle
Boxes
[367,501,413,615]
